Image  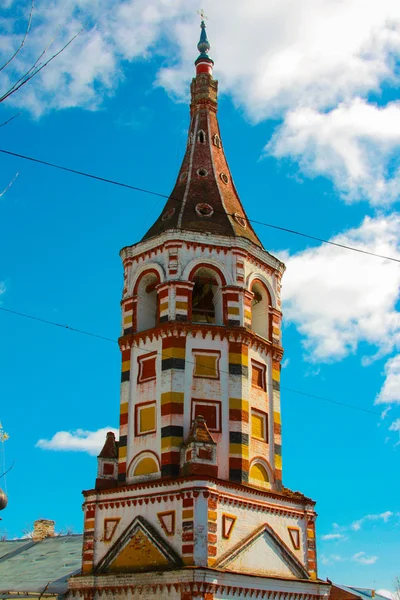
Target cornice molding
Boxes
[120,231,285,275]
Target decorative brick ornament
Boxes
[220,172,229,184]
[161,207,175,221]
[288,526,301,550]
[157,510,176,536]
[222,513,237,539]
[195,203,214,217]
[233,212,247,228]
[103,518,120,542]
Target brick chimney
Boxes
[32,519,55,541]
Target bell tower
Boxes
[69,21,330,600]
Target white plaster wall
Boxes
[92,494,183,566]
[227,533,297,577]
[193,493,209,565]
[216,501,308,567]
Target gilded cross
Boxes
[197,9,209,20]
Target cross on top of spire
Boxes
[197,9,208,20]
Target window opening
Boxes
[195,203,214,217]
[198,129,206,144]
[192,276,217,323]
[250,281,270,339]
[251,360,266,390]
[213,134,221,148]
[136,272,159,332]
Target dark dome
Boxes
[0,488,8,510]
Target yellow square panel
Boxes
[139,405,156,434]
[194,353,218,378]
[251,412,266,440]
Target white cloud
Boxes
[2,1,400,202]
[320,554,344,565]
[0,0,191,116]
[375,358,400,438]
[376,356,400,404]
[281,214,400,362]
[352,551,378,565]
[36,427,118,456]
[351,511,393,531]
[324,511,395,539]
[321,533,346,541]
[266,99,400,205]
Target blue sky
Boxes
[0,0,400,593]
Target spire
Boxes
[142,23,262,248]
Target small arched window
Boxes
[250,280,271,340]
[190,266,223,325]
[135,270,160,332]
[198,129,206,144]
[213,134,221,148]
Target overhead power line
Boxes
[0,306,115,343]
[0,305,381,417]
[0,148,399,264]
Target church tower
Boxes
[68,22,330,600]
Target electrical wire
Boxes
[0,148,399,264]
[0,305,381,417]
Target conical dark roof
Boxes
[142,23,262,248]
[98,431,118,459]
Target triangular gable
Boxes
[95,515,182,573]
[215,522,309,580]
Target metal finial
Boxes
[197,13,211,56]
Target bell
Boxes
[0,488,8,510]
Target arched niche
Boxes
[249,459,272,490]
[134,269,161,332]
[128,451,161,482]
[188,264,226,325]
[250,278,272,340]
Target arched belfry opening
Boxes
[190,266,223,325]
[250,280,271,340]
[135,270,160,332]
